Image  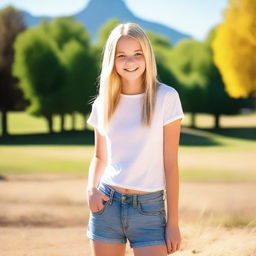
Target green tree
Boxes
[97,19,121,49]
[0,5,26,136]
[61,39,97,130]
[167,39,210,128]
[13,28,66,133]
[146,31,180,91]
[40,17,96,131]
[204,28,248,129]
[13,17,97,132]
[93,18,121,74]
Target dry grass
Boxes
[0,173,256,255]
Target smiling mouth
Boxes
[124,68,139,72]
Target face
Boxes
[114,35,146,82]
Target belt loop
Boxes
[108,188,115,205]
[132,195,138,208]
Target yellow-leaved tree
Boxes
[212,0,256,98]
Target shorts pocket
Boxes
[136,198,165,216]
[91,199,110,215]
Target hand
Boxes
[165,224,181,254]
[86,187,110,213]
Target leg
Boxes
[133,244,168,256]
[90,239,126,256]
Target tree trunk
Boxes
[71,113,76,131]
[1,109,9,136]
[46,115,53,133]
[60,114,65,132]
[191,112,196,128]
[214,113,220,129]
[84,114,87,130]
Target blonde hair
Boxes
[94,22,160,134]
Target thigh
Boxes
[90,240,126,256]
[133,244,168,256]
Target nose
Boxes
[125,55,135,64]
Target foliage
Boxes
[212,0,256,98]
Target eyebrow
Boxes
[116,49,142,54]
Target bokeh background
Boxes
[0,0,255,255]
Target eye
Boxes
[135,53,142,56]
[117,55,125,58]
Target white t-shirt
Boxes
[86,83,185,192]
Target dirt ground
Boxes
[0,173,256,256]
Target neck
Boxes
[121,78,145,94]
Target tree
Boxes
[167,39,210,128]
[146,31,173,49]
[204,27,249,129]
[13,17,97,132]
[212,0,256,99]
[61,39,97,130]
[0,5,26,136]
[93,18,121,74]
[146,31,180,91]
[40,17,96,131]
[13,28,66,133]
[97,18,121,49]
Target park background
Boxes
[0,0,255,255]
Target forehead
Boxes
[116,35,142,53]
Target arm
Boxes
[87,128,108,190]
[163,118,182,254]
[163,118,182,226]
[87,157,106,190]
[86,128,110,212]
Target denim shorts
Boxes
[86,182,167,248]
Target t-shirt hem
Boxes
[87,120,103,134]
[87,120,97,128]
[163,115,185,125]
[100,179,165,192]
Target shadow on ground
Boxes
[199,127,256,141]
[0,127,224,146]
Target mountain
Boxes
[21,0,191,45]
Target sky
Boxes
[0,0,228,41]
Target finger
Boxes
[100,192,109,200]
[103,195,110,200]
[172,242,177,252]
[165,244,169,255]
[91,207,99,212]
[166,240,172,254]
[96,204,103,211]
[170,241,175,253]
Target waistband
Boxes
[97,182,165,208]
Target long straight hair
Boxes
[94,22,160,135]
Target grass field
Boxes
[0,111,256,256]
[0,111,256,181]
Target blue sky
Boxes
[0,0,228,41]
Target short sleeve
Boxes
[87,98,99,130]
[163,89,185,126]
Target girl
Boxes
[86,22,185,256]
